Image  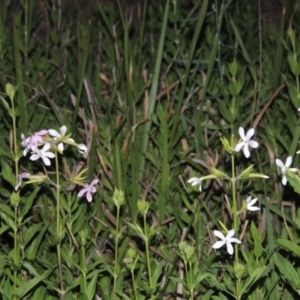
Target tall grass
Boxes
[0,0,300,298]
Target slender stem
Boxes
[188,261,194,300]
[80,245,87,294]
[13,206,18,300]
[131,269,138,300]
[231,154,238,262]
[231,154,240,298]
[144,214,153,290]
[10,88,19,300]
[112,205,120,298]
[55,151,64,299]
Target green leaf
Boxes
[274,252,300,289]
[152,260,165,287]
[286,174,300,195]
[0,212,15,230]
[240,265,271,294]
[1,159,15,187]
[275,238,300,256]
[16,269,52,298]
[21,187,40,218]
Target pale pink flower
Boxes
[15,172,31,191]
[22,130,48,156]
[77,179,99,202]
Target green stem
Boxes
[131,269,138,300]
[80,245,87,294]
[188,261,194,300]
[13,206,18,300]
[231,154,240,297]
[55,151,64,299]
[10,88,19,300]
[231,154,238,262]
[144,214,153,291]
[113,205,120,299]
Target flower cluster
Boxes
[17,126,98,202]
[186,127,264,255]
[21,126,88,166]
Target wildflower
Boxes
[77,143,88,154]
[48,125,75,152]
[77,179,99,202]
[235,127,259,158]
[246,196,260,211]
[30,143,55,166]
[187,177,202,191]
[275,156,297,185]
[21,130,48,156]
[14,172,31,191]
[212,229,241,255]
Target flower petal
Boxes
[86,192,92,202]
[60,125,67,135]
[226,229,236,239]
[245,128,255,140]
[229,238,242,244]
[91,179,99,186]
[213,230,226,240]
[282,176,287,185]
[285,156,292,168]
[226,242,234,255]
[48,129,60,138]
[235,142,245,152]
[275,159,284,169]
[212,240,225,250]
[243,145,250,158]
[238,127,246,140]
[42,156,51,166]
[78,189,87,197]
[248,140,259,148]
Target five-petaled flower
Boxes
[212,229,241,255]
[48,125,75,152]
[15,172,31,191]
[21,130,48,156]
[187,177,202,191]
[275,156,297,185]
[77,179,99,202]
[235,127,259,158]
[30,143,55,166]
[246,196,260,211]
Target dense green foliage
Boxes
[1,0,300,299]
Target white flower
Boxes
[187,177,202,191]
[77,143,88,154]
[48,125,75,152]
[246,196,260,211]
[30,143,55,166]
[212,229,241,255]
[235,127,259,158]
[275,156,297,185]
